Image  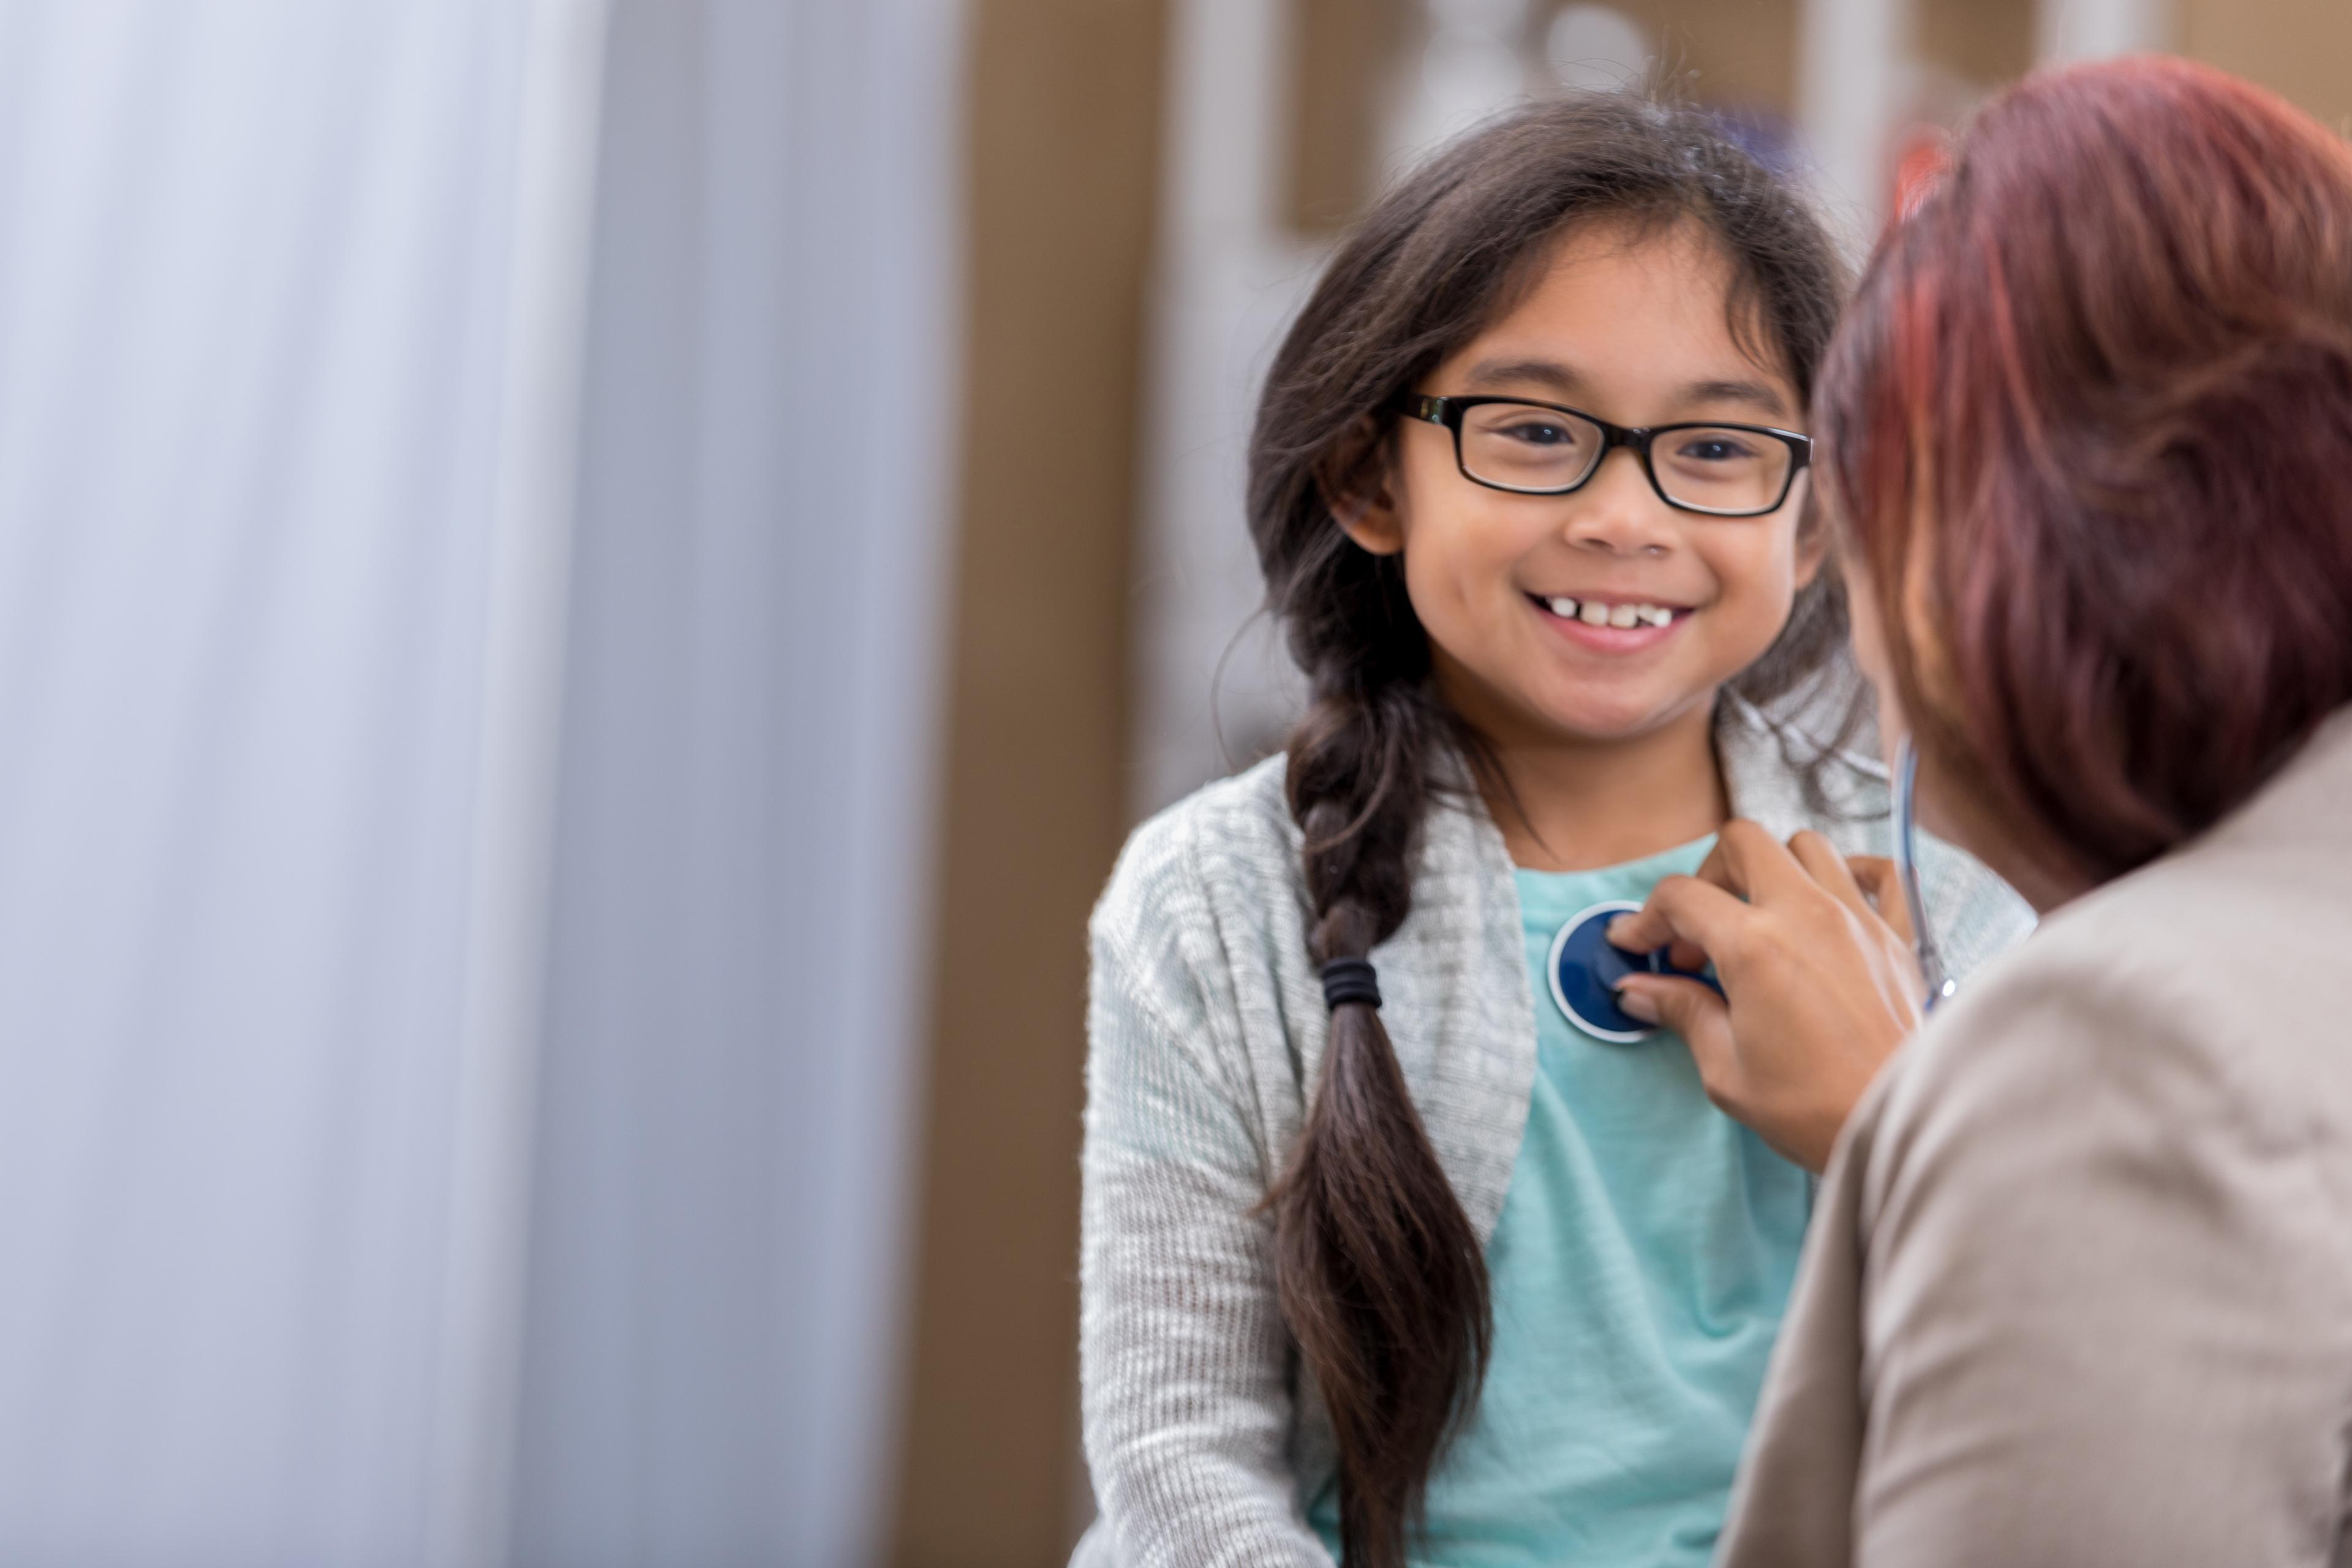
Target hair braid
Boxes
[1245,92,1847,1568]
[1270,661,1490,1567]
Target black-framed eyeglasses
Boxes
[1392,393,1812,518]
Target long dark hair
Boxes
[1250,94,1846,1568]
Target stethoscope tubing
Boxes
[1893,737,1958,1011]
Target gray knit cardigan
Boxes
[1072,696,2035,1568]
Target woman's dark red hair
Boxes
[1820,56,2352,886]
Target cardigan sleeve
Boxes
[1839,962,2352,1566]
[1077,851,1334,1568]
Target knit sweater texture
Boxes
[1072,696,2035,1568]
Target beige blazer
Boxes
[1717,707,2352,1566]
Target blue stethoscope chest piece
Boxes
[1545,898,1722,1044]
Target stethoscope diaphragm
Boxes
[1545,898,1723,1044]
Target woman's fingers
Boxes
[1789,830,1872,919]
[1614,974,1735,1094]
[1713,818,1832,905]
[1847,854,1915,944]
[1635,818,1811,910]
[1607,820,1805,958]
[1605,870,1751,960]
[1613,821,1869,962]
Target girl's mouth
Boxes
[1527,592,1692,651]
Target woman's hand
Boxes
[1608,821,1928,1172]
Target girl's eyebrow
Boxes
[1679,377,1793,421]
[1459,356,1589,398]
[1458,356,1793,421]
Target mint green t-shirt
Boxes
[1310,836,1811,1567]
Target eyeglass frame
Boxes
[1390,392,1813,518]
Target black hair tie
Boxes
[1319,956,1382,1012]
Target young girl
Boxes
[1075,96,2030,1568]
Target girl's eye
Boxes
[1675,435,1759,463]
[1498,420,1577,447]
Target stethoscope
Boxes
[1891,736,1956,1011]
[1548,736,1951,1042]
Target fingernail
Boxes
[1614,983,1659,1023]
[1605,917,1636,949]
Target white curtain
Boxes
[0,1,959,1563]
[510,4,959,1566]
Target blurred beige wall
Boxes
[1617,0,1800,110]
[2180,0,2352,130]
[1286,0,1807,238]
[1918,0,2032,87]
[887,2,1168,1566]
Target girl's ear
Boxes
[1319,415,1404,556]
[1332,483,1404,556]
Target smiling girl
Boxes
[1074,97,2032,1568]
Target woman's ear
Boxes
[1793,480,1829,588]
[1319,415,1404,556]
[1794,520,1828,589]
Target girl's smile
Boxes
[1526,590,1695,654]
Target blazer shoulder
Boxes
[1874,848,2352,1221]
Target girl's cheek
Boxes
[1704,532,1797,612]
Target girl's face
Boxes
[1343,219,1822,751]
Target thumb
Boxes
[1616,974,1737,1085]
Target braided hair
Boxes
[1248,94,1847,1568]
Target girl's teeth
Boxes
[1541,596,1681,628]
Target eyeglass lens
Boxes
[1457,401,1793,513]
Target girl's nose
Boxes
[1561,448,1675,555]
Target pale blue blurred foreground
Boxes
[0,2,956,1563]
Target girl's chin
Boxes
[1430,650,1727,748]
[1523,689,1717,745]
